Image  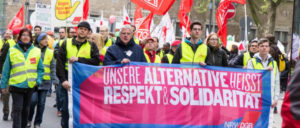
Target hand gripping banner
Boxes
[72,62,272,128]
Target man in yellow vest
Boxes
[232,39,258,68]
[100,26,114,49]
[144,38,161,63]
[0,30,12,50]
[56,21,100,128]
[172,21,211,65]
[247,38,279,128]
[162,40,180,64]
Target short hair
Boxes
[152,37,159,42]
[18,28,33,43]
[34,25,42,30]
[67,27,75,33]
[120,25,133,33]
[190,21,203,30]
[59,27,66,32]
[258,38,270,46]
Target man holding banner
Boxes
[56,21,100,128]
[172,21,211,65]
[103,25,146,65]
[247,38,280,128]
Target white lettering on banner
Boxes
[102,66,263,110]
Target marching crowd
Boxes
[0,20,294,128]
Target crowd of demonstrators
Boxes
[0,19,295,128]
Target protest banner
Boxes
[35,3,52,32]
[72,62,271,128]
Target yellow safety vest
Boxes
[180,42,207,64]
[99,48,107,65]
[159,50,165,59]
[243,52,251,66]
[166,54,174,64]
[65,38,91,70]
[104,38,113,49]
[251,58,278,76]
[43,48,54,80]
[9,46,41,88]
[134,37,139,45]
[0,39,3,50]
[59,39,65,47]
[144,51,161,63]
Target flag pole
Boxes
[182,12,191,42]
[244,3,248,52]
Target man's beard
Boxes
[78,34,87,40]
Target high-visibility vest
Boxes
[104,38,113,49]
[59,39,65,47]
[144,51,161,63]
[65,38,91,70]
[99,47,107,65]
[166,53,174,64]
[243,52,251,66]
[251,58,277,76]
[159,50,165,59]
[43,48,54,80]
[180,42,207,64]
[0,39,3,50]
[134,37,139,45]
[9,46,41,88]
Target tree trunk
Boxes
[267,0,277,35]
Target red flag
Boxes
[238,42,245,51]
[83,0,89,21]
[216,0,245,47]
[7,5,24,30]
[178,11,191,33]
[134,6,143,26]
[131,0,175,15]
[135,13,153,41]
[179,0,193,13]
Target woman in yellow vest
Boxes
[0,28,44,128]
[91,33,106,65]
[27,33,58,127]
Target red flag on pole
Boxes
[216,0,245,47]
[83,0,89,21]
[135,13,153,41]
[7,5,24,30]
[179,0,193,13]
[134,5,143,26]
[131,0,175,15]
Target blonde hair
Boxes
[91,33,105,51]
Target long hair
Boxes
[205,33,220,49]
[92,33,105,52]
[18,28,33,43]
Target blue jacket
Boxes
[103,37,147,65]
[1,44,44,89]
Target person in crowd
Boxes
[130,25,140,45]
[157,42,170,59]
[103,25,147,65]
[67,27,77,38]
[56,21,100,128]
[100,26,113,49]
[232,39,258,68]
[1,28,44,128]
[228,44,239,62]
[144,38,161,63]
[108,32,116,42]
[247,38,280,128]
[91,33,106,65]
[53,27,67,49]
[27,33,58,128]
[172,21,211,65]
[281,61,300,128]
[0,29,18,121]
[205,33,228,66]
[0,29,12,50]
[33,26,42,41]
[162,40,180,64]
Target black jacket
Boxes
[0,43,11,73]
[208,46,228,67]
[232,52,255,68]
[56,38,100,82]
[103,37,147,65]
[162,50,174,64]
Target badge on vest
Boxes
[30,58,36,64]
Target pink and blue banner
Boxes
[72,62,272,128]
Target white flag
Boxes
[277,40,285,54]
[100,10,104,27]
[123,6,131,25]
[292,33,300,61]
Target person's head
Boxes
[266,34,276,45]
[12,28,21,41]
[249,39,259,54]
[91,33,105,51]
[258,38,270,56]
[230,44,238,54]
[67,27,76,38]
[190,21,203,39]
[77,21,91,40]
[36,33,48,48]
[205,33,220,49]
[34,25,42,35]
[163,43,170,51]
[171,40,181,52]
[119,25,133,45]
[152,37,159,49]
[18,28,33,44]
[3,29,12,41]
[131,25,136,35]
[144,38,156,51]
[58,28,66,39]
[100,25,109,38]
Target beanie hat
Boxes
[77,21,91,30]
[37,33,47,43]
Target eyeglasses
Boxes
[192,28,202,31]
[121,32,132,35]
[209,38,218,41]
